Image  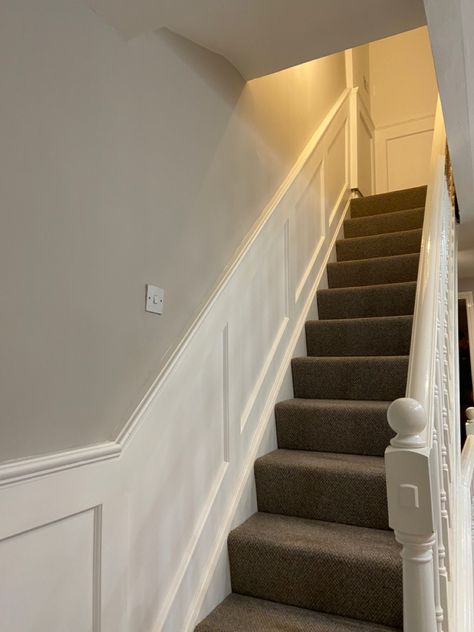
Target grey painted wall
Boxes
[0,0,346,462]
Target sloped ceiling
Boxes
[88,0,427,79]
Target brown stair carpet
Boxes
[305,315,413,356]
[344,206,424,238]
[254,450,389,529]
[327,252,419,288]
[350,185,426,217]
[196,185,426,632]
[336,228,422,261]
[275,399,393,456]
[196,594,401,632]
[317,281,417,319]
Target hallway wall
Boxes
[369,27,438,192]
[0,0,346,462]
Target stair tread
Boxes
[255,449,388,528]
[292,355,408,401]
[228,512,402,628]
[327,252,419,288]
[276,397,392,410]
[305,315,413,356]
[230,512,400,571]
[344,207,424,238]
[336,227,422,261]
[257,448,385,472]
[317,281,416,319]
[307,314,413,325]
[275,398,393,458]
[350,185,427,218]
[196,594,401,632]
[318,279,417,293]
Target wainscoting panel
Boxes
[0,508,99,632]
[234,216,290,432]
[0,88,354,632]
[294,159,325,303]
[326,117,349,225]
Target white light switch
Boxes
[145,284,164,315]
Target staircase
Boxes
[196,185,427,631]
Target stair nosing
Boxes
[337,226,422,244]
[345,205,424,224]
[328,251,420,268]
[306,314,413,325]
[317,280,417,294]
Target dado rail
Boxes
[385,100,473,632]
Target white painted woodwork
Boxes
[374,116,435,193]
[0,89,353,632]
[0,509,98,631]
[348,88,375,196]
[385,100,472,632]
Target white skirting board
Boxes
[0,88,353,632]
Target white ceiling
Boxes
[89,0,427,79]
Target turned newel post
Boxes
[385,398,438,632]
[466,408,474,436]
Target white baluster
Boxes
[432,425,448,632]
[397,532,438,632]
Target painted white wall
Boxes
[351,44,371,113]
[0,0,346,463]
[0,90,353,632]
[369,27,438,193]
[369,27,437,129]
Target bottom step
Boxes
[196,594,401,631]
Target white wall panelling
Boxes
[374,115,435,193]
[0,88,352,632]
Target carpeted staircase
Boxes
[196,185,427,632]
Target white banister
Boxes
[385,98,461,632]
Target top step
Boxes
[351,186,427,219]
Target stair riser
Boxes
[292,357,408,401]
[306,317,413,357]
[317,283,416,319]
[344,207,424,238]
[228,533,403,628]
[255,460,389,529]
[336,229,422,261]
[275,402,393,456]
[327,254,419,289]
[350,186,427,218]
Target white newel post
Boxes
[385,398,438,632]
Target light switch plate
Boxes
[145,284,164,315]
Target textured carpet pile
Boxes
[196,185,426,632]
